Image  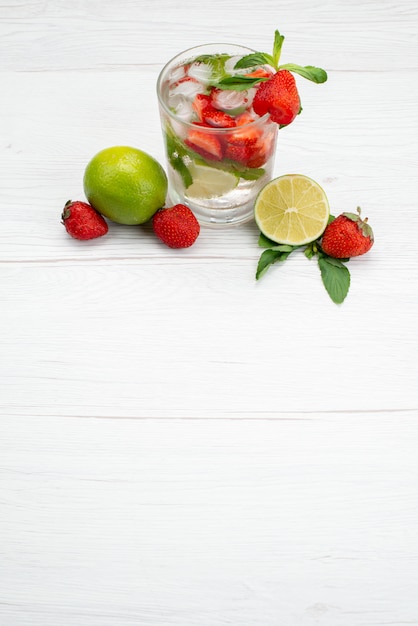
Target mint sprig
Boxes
[216,29,327,90]
[256,219,352,305]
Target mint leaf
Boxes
[258,232,278,248]
[278,63,327,83]
[234,52,274,69]
[256,249,288,280]
[256,245,297,280]
[215,75,268,91]
[272,30,285,67]
[239,167,265,181]
[271,244,295,252]
[164,131,193,188]
[258,233,299,252]
[194,53,230,82]
[318,256,350,304]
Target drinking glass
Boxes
[157,44,278,227]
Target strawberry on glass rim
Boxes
[215,29,327,128]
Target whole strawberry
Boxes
[253,70,301,126]
[61,200,108,240]
[218,30,327,129]
[321,207,374,258]
[152,204,200,249]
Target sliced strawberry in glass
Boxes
[202,106,236,128]
[185,126,223,161]
[192,94,212,121]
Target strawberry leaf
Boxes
[318,256,350,304]
[278,63,328,83]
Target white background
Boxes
[1,1,418,624]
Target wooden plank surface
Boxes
[1,0,418,624]
[1,415,418,626]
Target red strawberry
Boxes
[235,111,257,126]
[224,114,275,168]
[246,143,270,169]
[224,114,259,165]
[201,105,236,128]
[244,67,274,79]
[61,200,108,240]
[224,143,250,165]
[321,207,374,258]
[253,70,301,126]
[152,204,200,249]
[228,114,261,144]
[185,126,223,161]
[192,93,212,121]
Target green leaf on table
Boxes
[318,256,351,304]
[258,232,298,252]
[256,247,295,280]
[278,63,328,83]
[258,232,279,248]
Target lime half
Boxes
[186,163,238,199]
[254,174,330,245]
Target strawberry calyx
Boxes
[342,206,374,241]
[61,199,73,223]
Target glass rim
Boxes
[156,43,271,131]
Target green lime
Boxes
[83,146,167,225]
[254,174,330,245]
[186,163,238,199]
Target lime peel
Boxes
[254,174,330,245]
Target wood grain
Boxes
[1,0,418,624]
[1,415,418,626]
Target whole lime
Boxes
[83,146,167,225]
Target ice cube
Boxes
[187,62,213,84]
[246,87,257,108]
[211,89,248,113]
[168,93,194,122]
[225,55,247,75]
[169,65,187,84]
[170,77,206,100]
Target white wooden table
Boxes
[1,1,418,624]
